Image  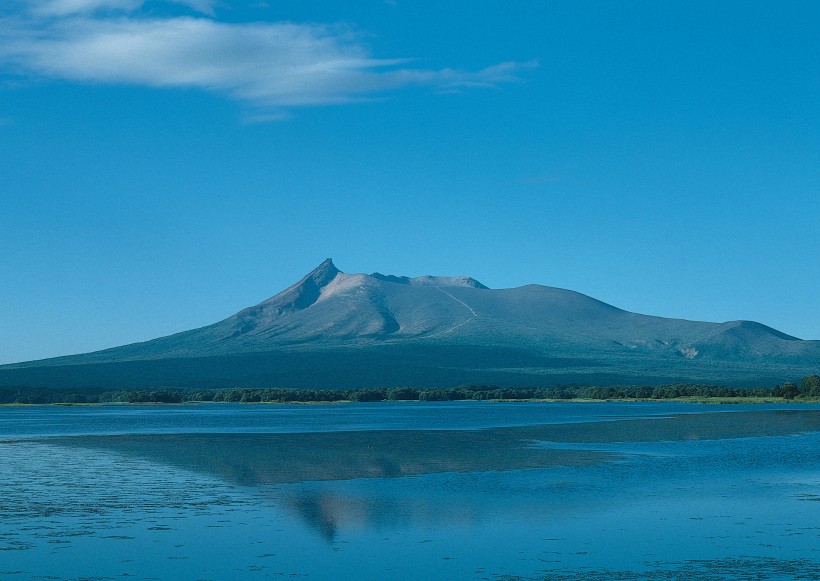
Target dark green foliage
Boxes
[2,376,819,404]
[387,387,420,401]
[110,389,185,403]
[349,388,387,402]
[772,382,801,399]
[801,375,820,397]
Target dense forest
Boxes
[1,376,819,404]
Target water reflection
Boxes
[43,410,820,543]
[287,493,343,542]
[48,409,820,485]
[277,485,486,542]
[4,408,820,579]
[50,427,610,485]
[47,423,615,542]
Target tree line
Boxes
[1,375,819,404]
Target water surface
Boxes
[2,401,820,580]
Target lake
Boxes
[2,401,820,580]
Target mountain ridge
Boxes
[1,259,816,389]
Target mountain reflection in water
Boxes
[52,427,610,485]
[5,406,820,580]
[48,425,609,542]
[51,409,820,484]
[47,410,820,542]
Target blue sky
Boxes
[1,0,818,364]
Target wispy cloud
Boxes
[30,0,214,16]
[31,0,143,17]
[0,1,536,115]
[0,117,13,126]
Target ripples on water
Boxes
[1,402,820,580]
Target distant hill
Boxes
[1,259,817,389]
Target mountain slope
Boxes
[1,259,817,389]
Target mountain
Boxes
[1,259,817,389]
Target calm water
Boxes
[2,401,820,580]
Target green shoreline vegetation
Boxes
[1,376,818,405]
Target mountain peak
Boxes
[307,258,340,285]
[236,259,340,322]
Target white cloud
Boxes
[0,3,535,113]
[30,0,215,16]
[32,0,143,16]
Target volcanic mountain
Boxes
[1,259,817,389]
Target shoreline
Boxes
[3,396,820,408]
